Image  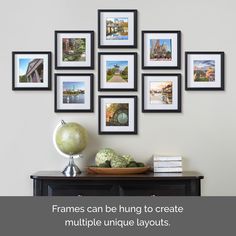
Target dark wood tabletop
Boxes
[31,171,204,180]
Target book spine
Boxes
[153,161,182,168]
[153,156,182,161]
[153,167,183,173]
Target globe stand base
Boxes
[62,156,81,177]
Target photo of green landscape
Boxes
[63,38,86,62]
[106,61,128,83]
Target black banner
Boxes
[0,197,234,235]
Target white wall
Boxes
[0,0,235,196]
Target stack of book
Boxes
[153,155,182,173]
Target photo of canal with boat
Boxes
[150,81,173,104]
[106,17,128,40]
[63,81,85,104]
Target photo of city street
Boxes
[149,81,173,104]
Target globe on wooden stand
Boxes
[53,120,88,177]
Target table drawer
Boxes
[119,182,187,196]
[44,181,116,196]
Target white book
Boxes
[153,156,182,161]
[153,161,182,168]
[154,167,183,173]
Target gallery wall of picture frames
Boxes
[11,9,225,135]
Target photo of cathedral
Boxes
[150,39,172,61]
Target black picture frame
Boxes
[55,31,94,70]
[54,73,94,112]
[142,73,181,112]
[12,51,52,90]
[98,95,138,134]
[98,9,137,48]
[98,52,138,91]
[142,30,181,69]
[185,51,225,90]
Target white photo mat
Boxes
[99,11,135,46]
[56,33,91,67]
[143,32,179,67]
[56,75,91,110]
[186,54,222,88]
[144,75,179,110]
[14,54,49,88]
[100,97,136,132]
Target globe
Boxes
[54,121,88,157]
[53,121,88,176]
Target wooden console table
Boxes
[31,171,203,196]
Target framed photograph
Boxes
[98,52,137,91]
[12,51,51,90]
[98,9,137,48]
[142,74,181,112]
[142,31,181,69]
[98,96,137,134]
[185,52,224,90]
[55,31,94,69]
[55,73,94,112]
